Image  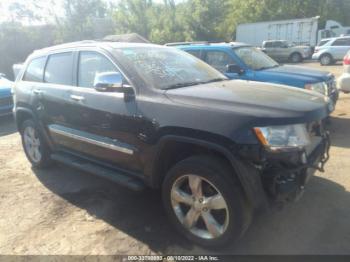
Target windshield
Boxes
[318,39,330,46]
[234,46,279,70]
[115,46,227,90]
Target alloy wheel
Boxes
[23,126,42,163]
[321,55,331,65]
[170,174,229,239]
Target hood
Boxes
[165,80,330,126]
[263,65,332,82]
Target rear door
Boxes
[57,50,141,171]
[42,51,76,148]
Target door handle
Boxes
[70,94,85,102]
[33,89,43,95]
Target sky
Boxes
[0,0,184,25]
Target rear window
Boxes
[23,57,46,82]
[44,52,73,85]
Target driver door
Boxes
[203,50,241,79]
[60,50,142,171]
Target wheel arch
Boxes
[15,107,36,132]
[319,52,333,61]
[15,107,54,149]
[148,134,268,210]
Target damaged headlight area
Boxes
[305,82,328,95]
[253,124,310,151]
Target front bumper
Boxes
[262,132,330,202]
[312,53,321,60]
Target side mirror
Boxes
[93,72,131,92]
[226,64,244,75]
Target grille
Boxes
[0,96,13,107]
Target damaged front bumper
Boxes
[262,131,330,202]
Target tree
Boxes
[56,0,115,42]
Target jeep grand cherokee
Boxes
[14,41,331,247]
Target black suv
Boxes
[14,41,331,247]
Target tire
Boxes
[320,54,333,66]
[162,155,250,247]
[20,119,52,168]
[290,52,302,63]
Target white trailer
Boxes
[236,17,320,47]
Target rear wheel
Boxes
[320,54,333,66]
[21,119,52,168]
[162,155,250,247]
[290,52,302,63]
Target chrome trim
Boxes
[49,125,134,155]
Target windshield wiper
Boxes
[164,78,226,90]
[164,81,203,90]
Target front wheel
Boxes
[290,53,302,63]
[21,119,52,168]
[162,156,250,247]
[320,54,333,66]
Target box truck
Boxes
[236,17,350,48]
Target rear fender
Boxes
[15,107,54,149]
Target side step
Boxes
[51,152,146,191]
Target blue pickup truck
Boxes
[0,74,14,117]
[169,42,338,107]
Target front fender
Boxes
[147,134,268,210]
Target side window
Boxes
[264,42,272,48]
[186,50,202,59]
[78,51,119,88]
[44,52,73,85]
[332,39,350,46]
[23,57,46,82]
[274,42,282,48]
[205,51,236,73]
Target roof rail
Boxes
[165,41,209,46]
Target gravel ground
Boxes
[0,62,349,255]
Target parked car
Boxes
[338,50,350,93]
[14,41,332,247]
[0,73,14,117]
[171,42,338,107]
[312,36,350,65]
[261,40,312,63]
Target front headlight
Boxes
[253,124,310,150]
[305,82,328,95]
